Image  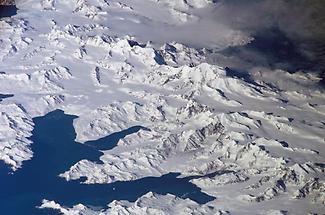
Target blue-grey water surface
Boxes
[0,5,17,18]
[0,110,216,214]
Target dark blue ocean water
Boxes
[0,5,17,18]
[0,110,215,214]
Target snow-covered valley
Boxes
[0,0,324,214]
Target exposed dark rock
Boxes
[0,0,15,5]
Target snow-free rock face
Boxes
[0,0,15,5]
[0,0,324,214]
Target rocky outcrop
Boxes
[0,0,15,5]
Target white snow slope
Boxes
[0,0,324,214]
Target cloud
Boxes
[208,0,325,72]
[14,0,325,74]
[214,0,325,42]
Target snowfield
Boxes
[0,0,324,214]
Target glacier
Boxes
[0,0,324,214]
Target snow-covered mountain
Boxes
[0,0,324,214]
